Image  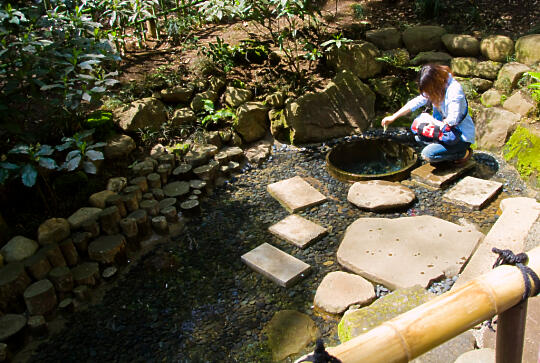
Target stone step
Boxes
[410,160,475,189]
[268,215,327,249]
[267,176,327,213]
[443,176,503,210]
[241,243,311,287]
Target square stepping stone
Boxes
[268,215,327,249]
[267,176,327,212]
[411,160,475,189]
[443,176,503,210]
[241,243,311,287]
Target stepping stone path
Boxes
[347,180,415,211]
[268,215,327,249]
[241,243,311,287]
[267,176,327,212]
[337,215,484,290]
[443,176,502,210]
[314,271,375,314]
[411,160,475,189]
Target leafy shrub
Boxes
[56,129,106,174]
[200,99,236,129]
[83,110,115,139]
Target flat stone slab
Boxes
[347,180,415,211]
[454,197,540,289]
[411,160,475,189]
[268,215,327,249]
[241,243,311,287]
[443,176,502,210]
[314,271,375,314]
[267,176,327,213]
[337,216,484,290]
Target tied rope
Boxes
[298,339,342,363]
[492,248,540,301]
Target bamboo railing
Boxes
[319,245,540,363]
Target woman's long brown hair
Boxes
[418,64,452,107]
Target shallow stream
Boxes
[31,132,530,362]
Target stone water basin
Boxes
[326,138,418,182]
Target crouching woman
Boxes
[381,64,474,164]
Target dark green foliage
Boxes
[83,111,115,140]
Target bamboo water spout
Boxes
[322,246,540,363]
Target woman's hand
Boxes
[381,115,395,128]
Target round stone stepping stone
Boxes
[347,180,415,211]
[72,262,100,286]
[163,181,190,198]
[337,216,484,290]
[23,279,57,315]
[264,310,319,362]
[88,234,126,265]
[314,271,375,314]
[0,314,27,343]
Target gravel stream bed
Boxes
[30,131,534,362]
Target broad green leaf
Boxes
[9,144,29,154]
[36,144,54,156]
[0,162,18,170]
[66,155,82,171]
[79,59,101,70]
[82,92,91,102]
[90,86,106,93]
[40,84,63,91]
[88,142,106,149]
[56,141,73,151]
[66,149,81,161]
[86,150,104,161]
[82,161,97,174]
[21,164,38,187]
[38,157,57,169]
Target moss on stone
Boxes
[337,285,434,343]
[503,125,540,187]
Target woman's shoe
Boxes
[453,148,472,165]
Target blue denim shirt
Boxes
[404,75,475,143]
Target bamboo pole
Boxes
[323,246,540,363]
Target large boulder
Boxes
[104,134,136,159]
[338,285,434,343]
[441,34,480,57]
[410,51,452,66]
[114,97,167,132]
[480,35,514,62]
[365,27,402,50]
[402,25,446,55]
[470,78,493,93]
[326,41,382,79]
[475,107,520,150]
[503,126,540,188]
[451,57,478,77]
[480,89,503,107]
[474,61,503,80]
[515,34,540,66]
[369,76,400,100]
[223,87,252,107]
[494,62,531,93]
[170,108,196,126]
[37,218,70,246]
[159,84,194,103]
[1,236,39,263]
[283,70,375,144]
[502,90,537,116]
[233,102,269,143]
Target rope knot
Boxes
[492,247,540,301]
[297,339,342,363]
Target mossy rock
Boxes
[338,285,435,343]
[503,125,540,188]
